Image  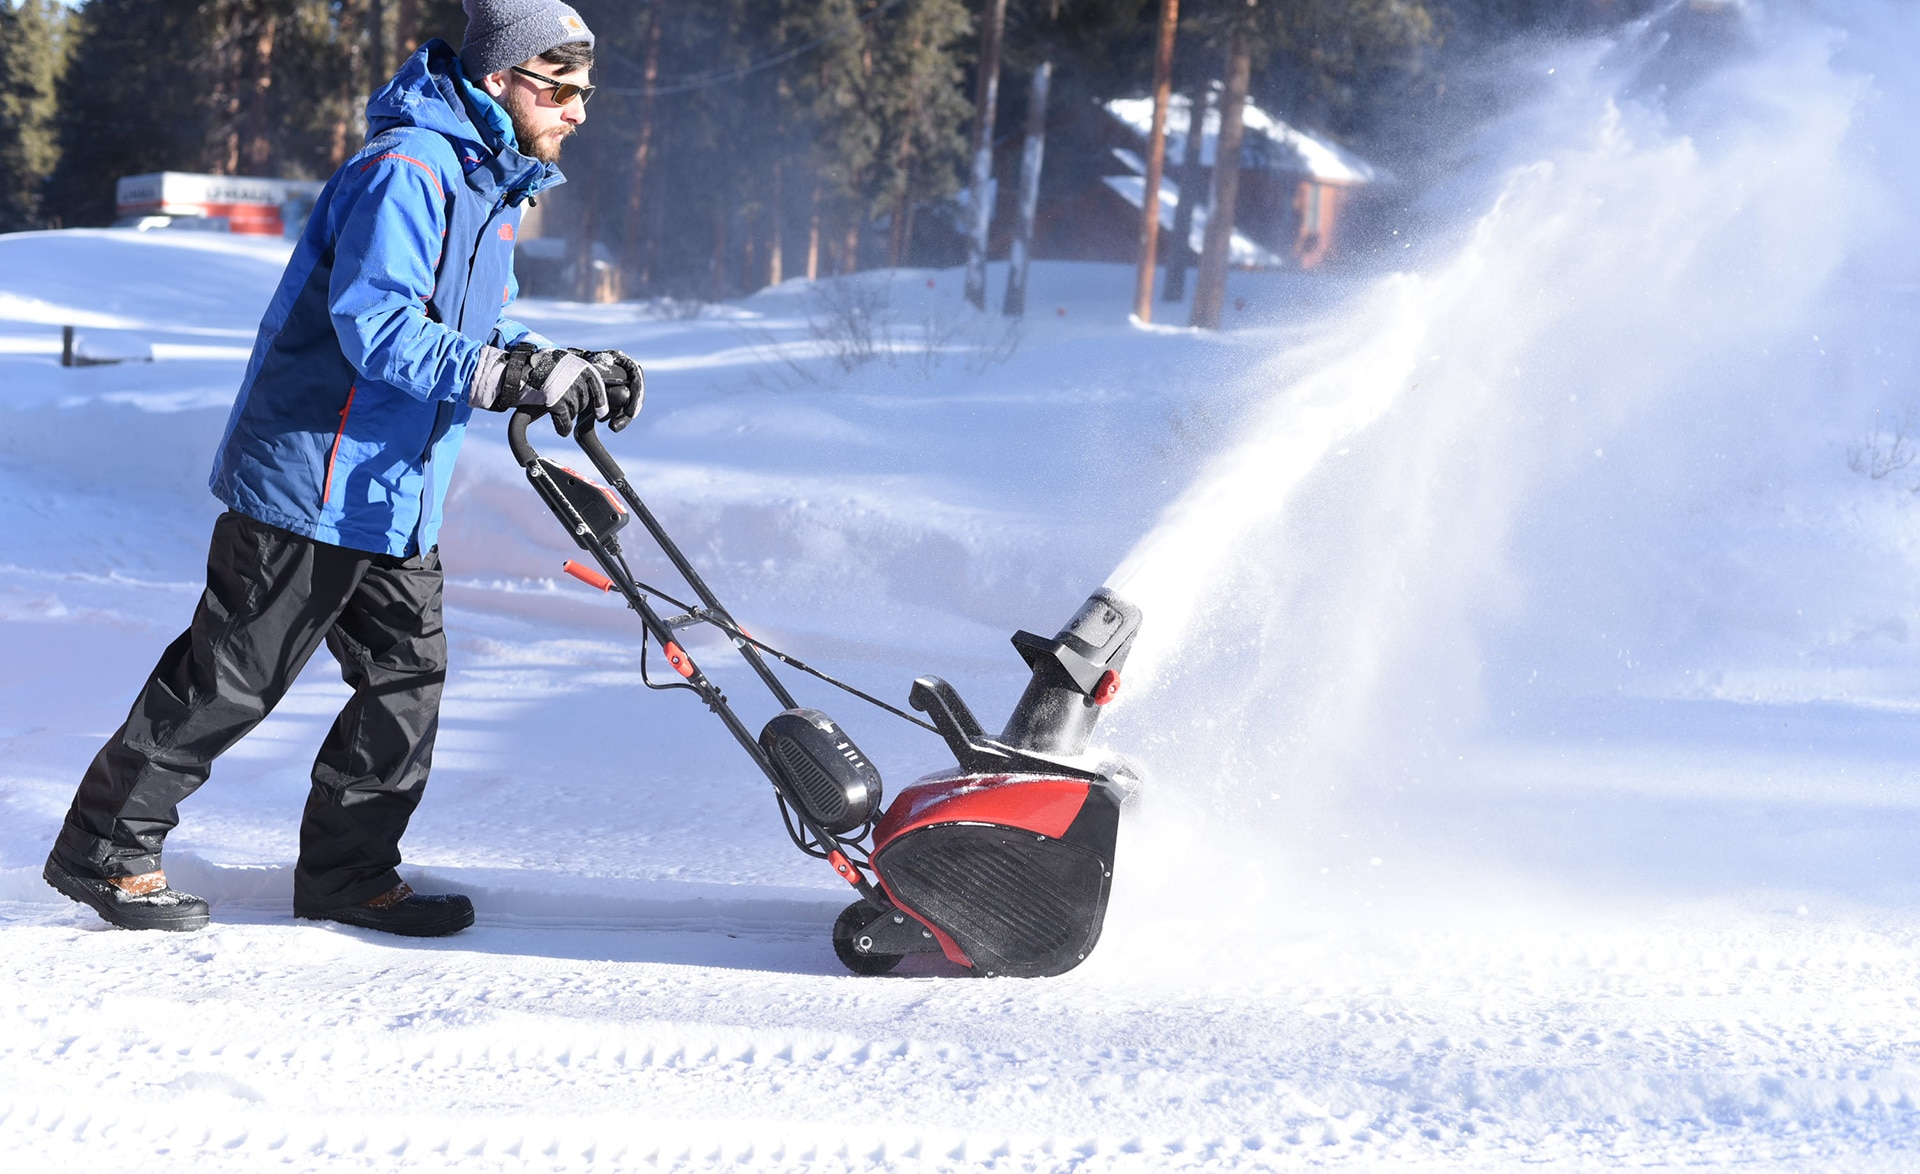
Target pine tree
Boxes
[871,0,971,267]
[43,0,213,226]
[0,0,70,231]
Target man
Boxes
[42,0,640,938]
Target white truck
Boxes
[114,172,324,238]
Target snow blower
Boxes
[509,404,1141,977]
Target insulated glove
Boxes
[469,343,609,437]
[569,348,644,432]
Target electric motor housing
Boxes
[760,708,883,835]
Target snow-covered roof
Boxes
[1100,171,1284,269]
[1104,92,1381,186]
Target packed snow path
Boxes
[9,911,1920,1170]
[11,2,1920,1168]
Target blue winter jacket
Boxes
[209,40,561,558]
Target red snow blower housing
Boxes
[510,404,1142,977]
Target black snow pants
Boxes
[50,510,448,912]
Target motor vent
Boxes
[759,709,881,835]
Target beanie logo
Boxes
[563,15,585,33]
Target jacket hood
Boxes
[364,39,563,200]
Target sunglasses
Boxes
[510,65,596,106]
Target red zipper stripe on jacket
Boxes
[322,386,356,507]
[359,152,446,199]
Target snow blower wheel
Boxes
[510,406,1143,979]
[832,900,905,976]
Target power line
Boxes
[595,0,909,99]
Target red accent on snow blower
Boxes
[828,849,865,887]
[562,560,613,591]
[662,641,695,678]
[1093,670,1121,706]
[874,774,1091,844]
[869,879,974,969]
[555,463,628,517]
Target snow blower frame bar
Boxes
[507,406,886,896]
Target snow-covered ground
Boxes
[11,1,1920,1168]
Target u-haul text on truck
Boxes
[115,172,324,237]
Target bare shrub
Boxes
[808,279,894,372]
[742,275,1022,387]
[1847,408,1920,483]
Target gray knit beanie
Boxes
[461,0,595,79]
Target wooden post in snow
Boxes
[1191,11,1253,331]
[1131,0,1180,324]
[1003,58,1051,318]
[963,0,1009,310]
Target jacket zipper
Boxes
[321,386,356,507]
[460,194,516,333]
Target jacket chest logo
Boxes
[498,223,515,241]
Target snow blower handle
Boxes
[507,403,544,468]
[569,409,617,473]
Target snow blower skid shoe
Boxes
[507,407,1144,979]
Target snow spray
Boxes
[1087,0,1920,976]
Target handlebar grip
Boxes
[507,404,542,467]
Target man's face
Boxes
[487,58,590,164]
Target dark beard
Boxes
[504,95,570,164]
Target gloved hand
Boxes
[570,348,644,432]
[469,343,608,436]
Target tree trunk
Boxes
[888,125,916,268]
[396,0,421,58]
[1162,84,1207,303]
[889,190,909,268]
[209,3,243,175]
[368,0,388,86]
[962,0,1007,310]
[239,14,276,176]
[807,181,822,281]
[843,219,860,275]
[1131,0,1179,323]
[768,157,784,286]
[621,0,662,293]
[711,203,728,301]
[571,165,600,302]
[330,0,364,167]
[1002,57,1051,318]
[1191,13,1252,331]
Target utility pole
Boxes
[1003,58,1051,318]
[963,0,1009,310]
[1191,6,1253,331]
[1131,0,1179,323]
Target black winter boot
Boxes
[297,882,473,937]
[43,857,210,932]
